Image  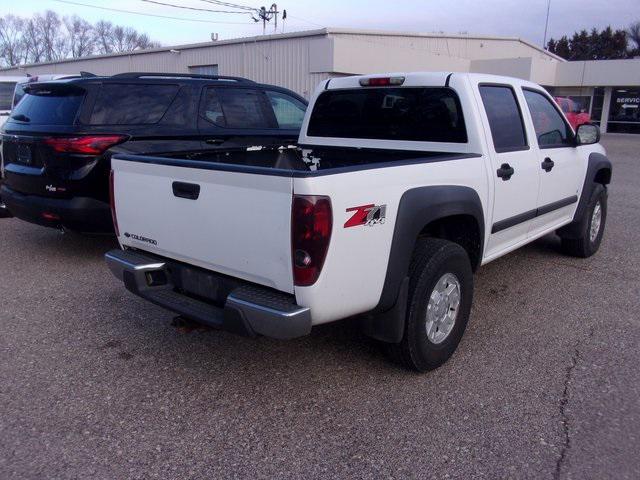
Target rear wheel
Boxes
[560,184,607,258]
[389,238,473,372]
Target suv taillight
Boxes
[109,169,119,237]
[292,195,332,287]
[43,135,128,155]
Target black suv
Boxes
[1,72,307,233]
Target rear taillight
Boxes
[109,169,119,237]
[291,195,332,287]
[43,135,128,155]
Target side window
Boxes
[523,89,573,148]
[89,84,179,125]
[201,87,271,129]
[265,91,307,129]
[200,88,226,126]
[479,85,527,153]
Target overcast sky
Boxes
[8,0,640,48]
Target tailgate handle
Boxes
[172,181,200,200]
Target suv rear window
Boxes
[307,87,467,143]
[89,83,179,125]
[9,89,84,125]
[0,82,17,110]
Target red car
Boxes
[554,96,591,130]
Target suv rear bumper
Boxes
[105,249,311,340]
[0,185,113,233]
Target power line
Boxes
[197,0,258,12]
[50,0,251,25]
[286,14,324,28]
[140,0,254,16]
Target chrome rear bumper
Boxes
[105,249,311,340]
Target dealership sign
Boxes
[610,90,640,122]
[617,97,639,109]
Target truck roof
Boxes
[325,71,544,91]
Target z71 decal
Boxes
[344,204,387,228]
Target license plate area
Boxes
[16,143,33,165]
[168,261,243,306]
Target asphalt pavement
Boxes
[1,134,639,479]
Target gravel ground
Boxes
[1,134,639,479]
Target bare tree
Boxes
[136,34,161,51]
[0,15,26,67]
[22,18,46,64]
[109,25,160,53]
[64,15,95,58]
[0,11,161,67]
[32,11,67,61]
[93,20,114,55]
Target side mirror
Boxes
[576,123,600,146]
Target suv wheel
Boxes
[560,184,607,258]
[390,238,473,372]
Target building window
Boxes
[189,64,219,76]
[608,87,640,133]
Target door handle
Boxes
[497,163,515,181]
[205,138,225,145]
[541,157,555,172]
[172,181,200,200]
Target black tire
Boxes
[561,184,607,258]
[389,238,474,372]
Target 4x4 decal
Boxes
[344,204,387,228]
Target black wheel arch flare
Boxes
[557,152,612,239]
[375,185,485,313]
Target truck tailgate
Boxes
[111,157,294,293]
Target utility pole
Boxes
[273,4,278,32]
[542,0,551,49]
[257,4,279,34]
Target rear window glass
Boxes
[307,87,467,143]
[89,83,179,125]
[0,82,17,110]
[9,90,84,125]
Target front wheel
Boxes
[389,238,474,372]
[560,184,607,258]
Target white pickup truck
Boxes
[106,72,611,372]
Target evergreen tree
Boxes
[547,25,633,60]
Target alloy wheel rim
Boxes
[590,201,602,243]
[425,273,461,344]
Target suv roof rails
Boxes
[111,72,255,83]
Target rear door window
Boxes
[307,87,467,142]
[479,85,528,152]
[265,91,307,129]
[89,83,179,125]
[201,87,273,129]
[9,90,84,125]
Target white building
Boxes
[2,28,639,133]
